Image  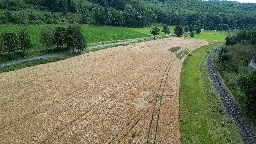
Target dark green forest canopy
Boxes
[1,0,256,29]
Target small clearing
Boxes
[0,37,208,143]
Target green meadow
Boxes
[0,25,227,47]
[0,24,149,46]
[193,31,227,41]
[0,24,150,61]
[130,26,175,36]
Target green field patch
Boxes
[180,42,244,143]
[193,31,227,41]
[0,24,149,62]
[168,46,190,60]
[83,26,149,43]
[176,49,190,60]
[130,26,175,36]
[0,25,149,45]
[168,46,181,53]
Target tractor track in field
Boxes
[109,60,167,143]
[108,60,173,144]
[208,47,256,144]
[146,61,172,144]
[109,62,174,143]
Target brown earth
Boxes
[0,37,208,144]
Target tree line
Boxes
[41,25,86,52]
[0,25,86,60]
[217,29,256,120]
[1,0,256,30]
[225,29,256,46]
[0,30,31,59]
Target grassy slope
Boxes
[179,42,244,143]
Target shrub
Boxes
[18,29,31,52]
[40,28,55,50]
[53,26,66,50]
[162,25,170,35]
[40,25,87,52]
[150,27,160,37]
[0,32,20,58]
[190,31,194,38]
[225,36,236,46]
[217,47,239,72]
[239,71,256,117]
[174,25,183,37]
[66,25,86,52]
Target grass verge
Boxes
[179,42,244,143]
[0,54,74,73]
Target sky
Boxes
[236,0,256,3]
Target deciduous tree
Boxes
[18,29,31,52]
[66,25,86,52]
[174,25,183,37]
[150,26,160,37]
[53,27,66,50]
[162,25,170,35]
[190,31,194,38]
[239,72,256,117]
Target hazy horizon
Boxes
[236,0,256,3]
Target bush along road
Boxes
[208,47,256,144]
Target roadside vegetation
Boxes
[0,54,74,73]
[216,29,256,124]
[0,25,149,62]
[180,42,244,143]
[0,25,86,62]
[0,25,149,45]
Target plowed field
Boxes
[0,37,208,143]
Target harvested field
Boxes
[0,37,208,143]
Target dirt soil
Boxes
[0,37,208,144]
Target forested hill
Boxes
[1,0,256,30]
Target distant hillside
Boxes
[0,0,256,30]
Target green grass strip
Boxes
[179,42,244,144]
[0,54,74,73]
[193,31,226,41]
